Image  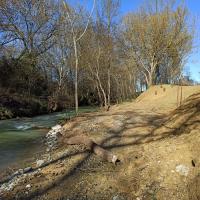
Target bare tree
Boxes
[62,0,95,114]
[123,1,193,87]
[0,0,60,60]
[97,0,120,109]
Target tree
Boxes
[62,0,95,114]
[0,0,60,96]
[43,27,72,98]
[96,0,120,109]
[0,0,60,59]
[123,1,193,87]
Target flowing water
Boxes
[0,107,97,172]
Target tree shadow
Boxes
[5,92,200,200]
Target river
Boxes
[0,107,97,173]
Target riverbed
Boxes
[0,107,97,173]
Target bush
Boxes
[0,93,48,118]
[0,106,13,120]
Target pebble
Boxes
[0,176,22,191]
[36,160,45,167]
[18,169,24,174]
[51,125,62,131]
[24,167,32,173]
[175,165,189,176]
[113,195,125,200]
[45,124,63,151]
[25,184,31,189]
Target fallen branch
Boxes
[65,135,119,164]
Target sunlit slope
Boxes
[159,91,200,131]
[136,84,200,110]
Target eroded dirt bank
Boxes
[1,85,200,200]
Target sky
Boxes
[122,0,200,82]
[70,0,200,82]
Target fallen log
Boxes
[65,135,119,164]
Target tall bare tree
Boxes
[62,0,95,114]
[91,0,120,110]
[124,1,193,87]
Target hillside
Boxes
[1,85,200,200]
[136,84,200,111]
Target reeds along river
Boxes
[0,107,97,172]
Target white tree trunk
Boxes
[73,38,79,115]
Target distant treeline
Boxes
[0,0,194,117]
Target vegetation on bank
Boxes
[0,93,48,120]
[0,106,13,120]
[0,0,195,117]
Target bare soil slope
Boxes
[1,85,200,200]
[136,84,200,111]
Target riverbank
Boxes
[0,94,48,120]
[1,85,200,200]
[0,107,98,175]
[0,92,100,120]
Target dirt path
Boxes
[33,103,168,200]
[1,85,200,200]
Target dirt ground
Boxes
[1,84,200,200]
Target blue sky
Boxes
[122,0,200,82]
[70,0,200,82]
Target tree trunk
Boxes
[148,76,153,88]
[97,75,107,108]
[96,82,103,107]
[107,68,111,110]
[95,60,108,108]
[73,38,79,115]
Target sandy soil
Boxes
[1,84,200,200]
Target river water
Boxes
[0,107,96,173]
